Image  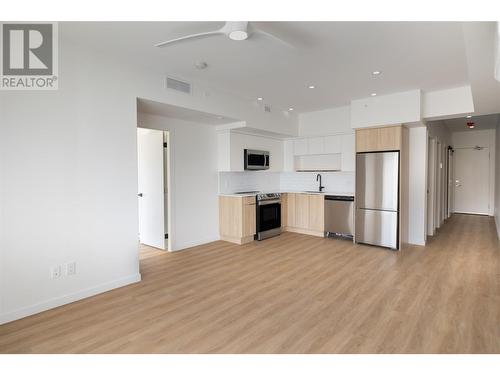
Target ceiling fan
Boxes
[154,21,293,48]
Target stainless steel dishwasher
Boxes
[324,195,354,238]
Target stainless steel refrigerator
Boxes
[355,151,399,250]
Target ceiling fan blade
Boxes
[155,30,222,47]
[250,22,305,49]
[252,28,295,49]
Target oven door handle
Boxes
[258,199,281,205]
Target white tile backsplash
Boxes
[219,171,354,194]
[219,171,281,194]
[280,171,354,193]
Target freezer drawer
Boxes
[355,208,398,249]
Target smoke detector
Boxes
[195,61,208,70]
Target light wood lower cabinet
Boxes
[282,193,324,237]
[281,193,288,228]
[219,196,256,244]
[220,193,325,245]
[286,193,296,228]
[308,194,325,232]
[295,193,310,229]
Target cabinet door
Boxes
[341,133,355,171]
[307,137,324,155]
[286,193,296,228]
[219,196,243,237]
[295,193,310,229]
[356,128,379,152]
[293,138,308,156]
[242,202,256,237]
[283,140,295,172]
[308,194,324,232]
[324,135,341,154]
[378,126,402,151]
[281,193,288,227]
[356,126,402,152]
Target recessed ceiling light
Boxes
[372,71,381,76]
[371,93,377,96]
[466,115,472,118]
[308,85,315,89]
[257,97,263,101]
[288,107,294,111]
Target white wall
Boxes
[350,90,421,129]
[427,121,452,145]
[407,127,428,245]
[0,42,143,324]
[138,114,219,251]
[452,129,496,216]
[422,86,474,119]
[298,106,351,136]
[0,31,298,324]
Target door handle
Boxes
[138,193,143,197]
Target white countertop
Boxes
[219,191,354,197]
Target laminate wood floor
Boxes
[1,214,499,353]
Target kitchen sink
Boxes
[303,191,323,194]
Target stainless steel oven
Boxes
[244,149,270,170]
[255,193,281,240]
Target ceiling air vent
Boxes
[264,104,271,113]
[165,77,192,94]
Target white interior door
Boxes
[453,147,490,215]
[137,128,165,250]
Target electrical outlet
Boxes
[66,262,76,276]
[51,266,61,279]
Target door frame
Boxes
[427,137,436,236]
[447,146,453,218]
[164,131,172,251]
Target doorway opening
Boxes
[137,128,171,251]
[427,114,497,226]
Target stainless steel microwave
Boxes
[244,149,270,170]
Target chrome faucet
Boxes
[316,174,325,192]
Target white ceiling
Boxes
[444,113,500,132]
[61,21,500,114]
[137,98,239,125]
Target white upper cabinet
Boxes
[293,138,308,156]
[289,133,355,172]
[283,139,295,172]
[324,135,342,154]
[340,133,355,171]
[307,137,324,155]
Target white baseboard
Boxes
[0,273,141,325]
